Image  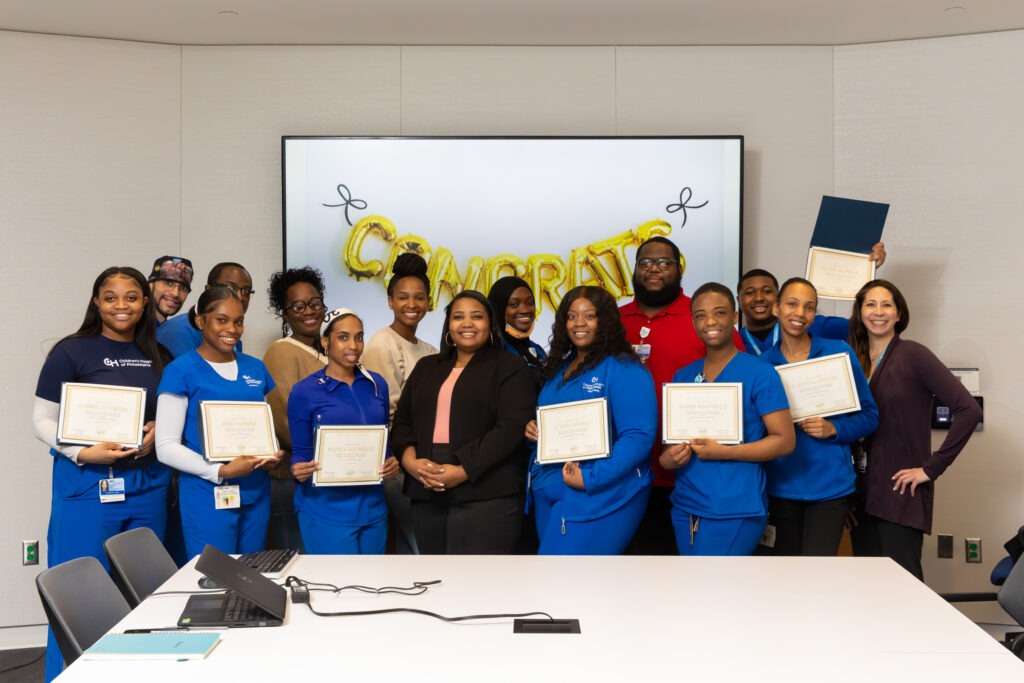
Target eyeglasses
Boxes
[157,279,191,294]
[636,257,677,271]
[283,297,325,314]
[218,283,256,297]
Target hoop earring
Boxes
[445,332,455,348]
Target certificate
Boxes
[775,353,861,421]
[805,246,876,300]
[198,401,279,462]
[662,383,743,444]
[313,425,388,487]
[536,398,610,465]
[57,383,146,449]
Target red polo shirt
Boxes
[619,291,742,486]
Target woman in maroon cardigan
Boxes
[848,280,982,580]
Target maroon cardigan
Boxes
[860,336,982,533]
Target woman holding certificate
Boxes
[392,290,535,554]
[525,286,657,555]
[155,286,281,559]
[33,266,170,681]
[659,283,796,555]
[848,280,981,580]
[287,309,399,554]
[761,278,878,556]
[263,267,328,550]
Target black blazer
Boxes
[392,345,537,503]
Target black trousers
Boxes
[769,494,851,556]
[412,494,524,555]
[850,512,925,581]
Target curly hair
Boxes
[849,279,910,376]
[266,267,326,335]
[542,286,637,382]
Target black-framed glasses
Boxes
[283,297,325,314]
[218,283,256,297]
[636,257,678,270]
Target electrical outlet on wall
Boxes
[937,534,954,558]
[965,537,982,563]
[22,540,39,566]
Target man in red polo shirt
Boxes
[619,236,741,554]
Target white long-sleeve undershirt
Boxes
[155,393,223,484]
[32,397,84,464]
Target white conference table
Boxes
[58,554,1024,682]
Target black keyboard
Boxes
[237,548,298,574]
[223,592,272,622]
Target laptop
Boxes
[178,545,287,628]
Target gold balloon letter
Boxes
[343,216,398,280]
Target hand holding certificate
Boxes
[57,382,146,449]
[536,398,610,465]
[312,425,388,486]
[805,246,876,300]
[774,353,861,421]
[199,401,280,461]
[662,383,743,444]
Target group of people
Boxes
[34,242,982,678]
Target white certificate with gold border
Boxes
[57,383,146,449]
[536,398,610,465]
[775,353,861,421]
[313,425,388,487]
[805,246,876,300]
[662,383,743,444]
[199,400,279,462]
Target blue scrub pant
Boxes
[298,511,387,554]
[538,487,649,556]
[45,456,168,682]
[671,510,767,556]
[178,477,270,561]
[531,481,565,540]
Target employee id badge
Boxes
[633,344,651,365]
[759,523,777,548]
[214,485,241,510]
[99,478,125,503]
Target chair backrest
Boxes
[104,527,179,607]
[998,531,1024,628]
[35,556,131,665]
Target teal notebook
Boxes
[83,632,221,660]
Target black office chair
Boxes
[997,547,1024,659]
[35,556,131,666]
[104,527,179,607]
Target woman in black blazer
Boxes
[392,290,536,554]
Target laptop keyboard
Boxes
[237,548,298,574]
[224,592,272,622]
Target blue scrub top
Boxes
[670,352,789,519]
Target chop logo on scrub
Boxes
[104,358,121,368]
[242,374,263,388]
[103,357,151,368]
[582,376,604,394]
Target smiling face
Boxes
[738,275,778,328]
[211,266,253,313]
[692,291,738,351]
[197,297,244,360]
[150,278,190,321]
[388,275,429,333]
[282,281,325,343]
[566,296,599,352]
[94,275,147,342]
[773,282,817,340]
[859,286,901,341]
[632,241,682,297]
[448,296,490,355]
[323,316,364,372]
[505,286,536,334]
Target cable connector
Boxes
[290,584,310,604]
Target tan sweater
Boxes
[361,325,438,423]
[262,337,327,479]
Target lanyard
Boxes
[741,323,779,356]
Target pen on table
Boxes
[122,627,190,633]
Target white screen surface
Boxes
[284,136,743,349]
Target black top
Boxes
[392,346,537,503]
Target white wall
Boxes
[834,30,1024,589]
[3,26,1015,636]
